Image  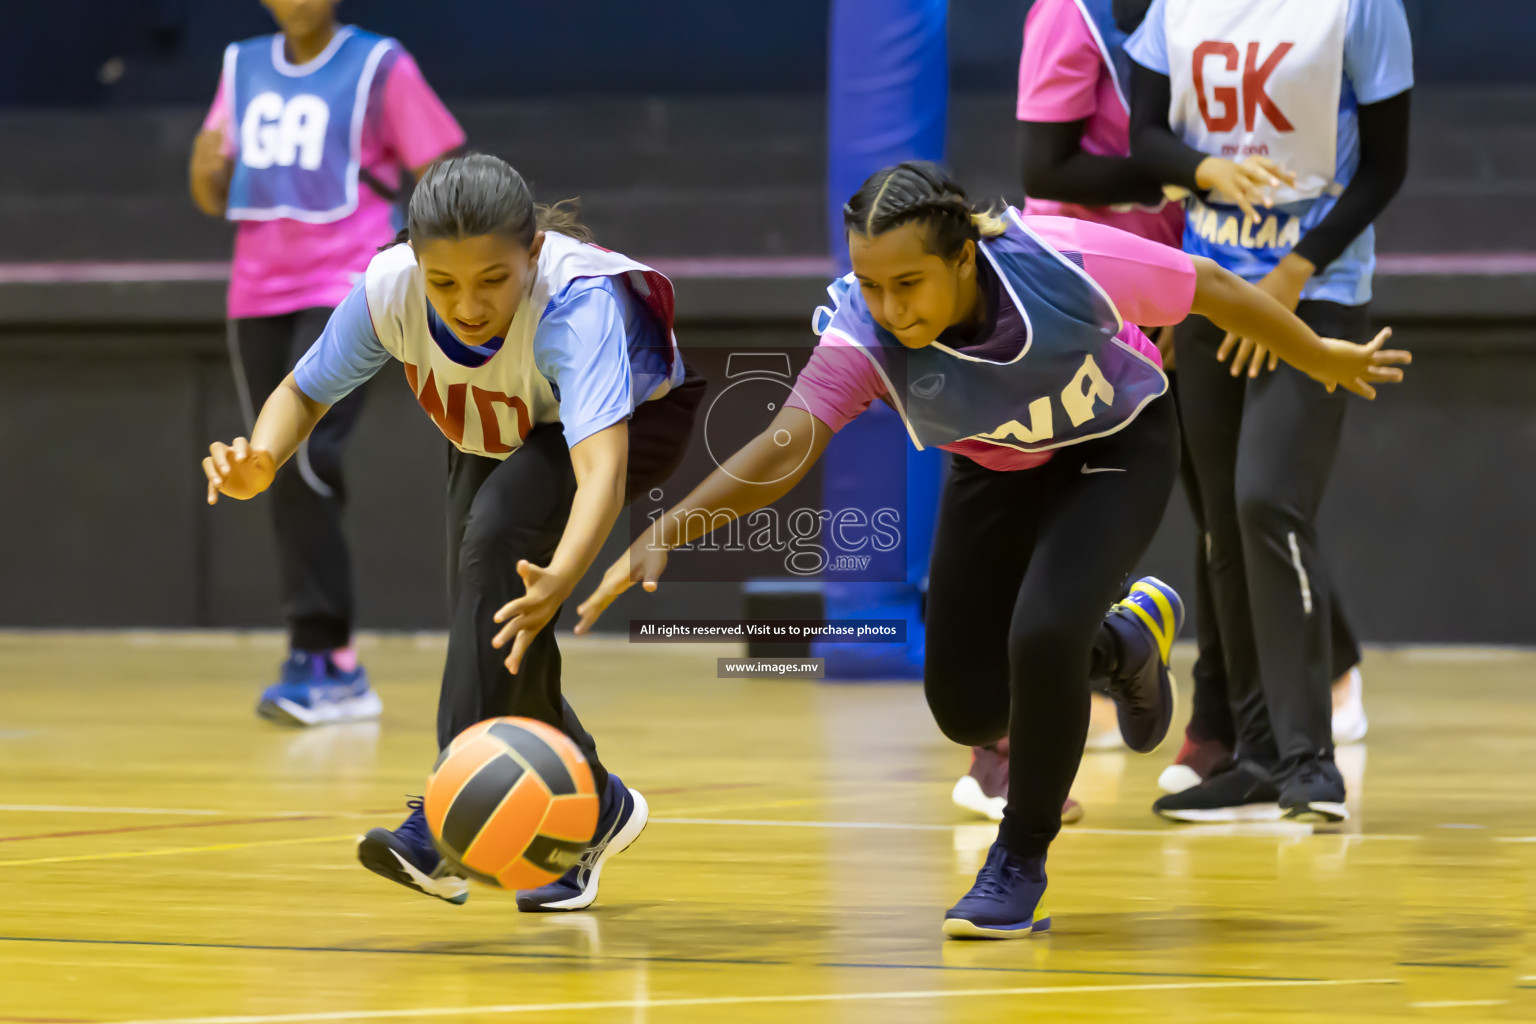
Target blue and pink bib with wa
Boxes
[813,210,1167,454]
[223,27,397,224]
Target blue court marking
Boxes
[1397,961,1509,970]
[0,935,1320,983]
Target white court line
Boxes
[0,807,1428,840]
[1410,1001,1510,1009]
[0,804,231,816]
[0,804,370,819]
[105,977,1401,1024]
[652,817,1421,840]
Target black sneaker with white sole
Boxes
[1152,759,1282,823]
[356,798,469,905]
[1278,760,1349,823]
[516,772,648,912]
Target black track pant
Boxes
[230,308,367,651]
[925,395,1180,858]
[1173,302,1369,776]
[435,372,706,791]
[1169,370,1362,748]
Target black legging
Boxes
[1168,370,1362,748]
[230,308,368,652]
[925,394,1179,857]
[435,372,706,786]
[1173,304,1369,774]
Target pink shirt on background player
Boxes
[1016,0,1183,248]
[785,215,1197,473]
[203,46,465,320]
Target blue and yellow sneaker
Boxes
[356,798,469,904]
[943,842,1051,940]
[256,652,382,728]
[1100,576,1184,754]
[516,773,648,912]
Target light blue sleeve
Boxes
[1345,0,1414,104]
[291,283,394,405]
[533,278,634,450]
[1124,0,1171,74]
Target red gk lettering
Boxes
[1193,40,1294,133]
[1242,42,1293,131]
[1193,41,1240,132]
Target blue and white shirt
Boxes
[1127,0,1413,305]
[294,234,683,457]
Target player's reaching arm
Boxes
[1187,256,1409,399]
[202,375,326,503]
[574,406,834,633]
[202,283,390,504]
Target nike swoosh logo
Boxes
[1081,465,1126,474]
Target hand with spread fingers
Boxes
[1218,253,1314,379]
[574,544,670,638]
[1305,327,1412,399]
[1194,155,1299,226]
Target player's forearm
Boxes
[548,460,628,589]
[650,430,817,551]
[251,376,328,468]
[1188,258,1329,376]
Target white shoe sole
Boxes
[1158,764,1202,794]
[354,834,469,904]
[951,775,1005,822]
[942,914,1051,940]
[1084,724,1125,751]
[1283,801,1350,824]
[261,690,383,728]
[530,788,649,912]
[1332,667,1368,745]
[1157,803,1283,823]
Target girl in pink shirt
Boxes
[574,163,1408,939]
[188,0,464,725]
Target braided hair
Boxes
[842,161,1006,260]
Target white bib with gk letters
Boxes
[1165,0,1347,204]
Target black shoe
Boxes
[1100,577,1184,753]
[1153,760,1281,823]
[1278,760,1349,823]
[356,798,469,904]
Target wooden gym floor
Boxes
[0,632,1531,1022]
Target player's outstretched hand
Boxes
[203,437,276,504]
[1308,328,1412,399]
[492,561,573,676]
[573,545,669,636]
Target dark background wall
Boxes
[0,1,1531,642]
[2,0,1532,108]
[1,271,1532,643]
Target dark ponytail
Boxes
[384,152,593,251]
[842,161,1005,260]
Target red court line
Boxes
[0,814,333,845]
[644,782,763,796]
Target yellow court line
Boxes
[660,792,887,816]
[106,977,1401,1024]
[0,833,357,868]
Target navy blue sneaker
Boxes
[356,798,468,905]
[1278,759,1349,823]
[257,652,381,728]
[516,773,648,912]
[943,842,1051,940]
[1099,577,1183,753]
